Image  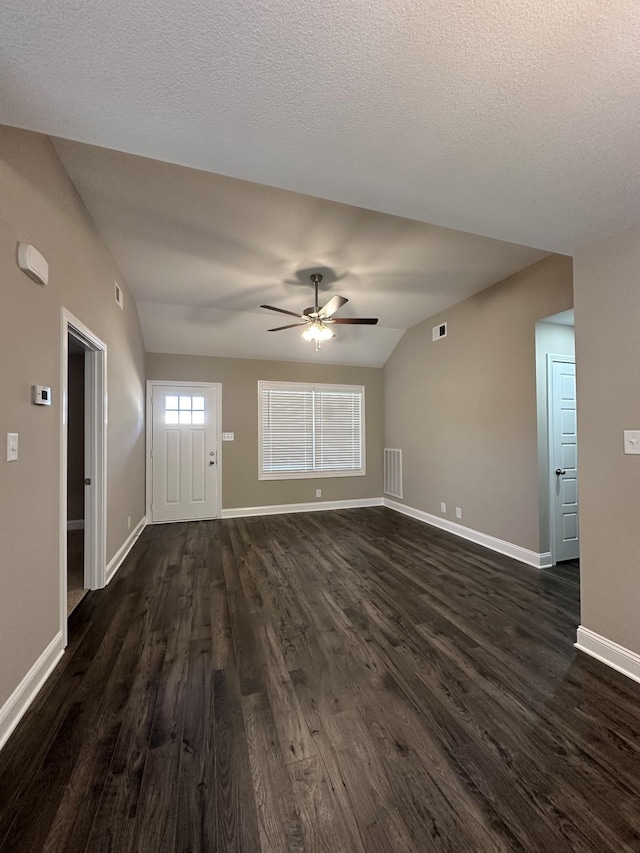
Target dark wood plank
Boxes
[128,561,194,853]
[84,627,167,853]
[213,664,262,851]
[174,637,216,853]
[241,691,306,852]
[288,755,365,853]
[257,619,317,764]
[226,585,265,697]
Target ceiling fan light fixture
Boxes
[261,272,377,348]
[301,321,334,344]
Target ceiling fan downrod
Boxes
[310,273,322,312]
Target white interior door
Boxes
[150,383,220,522]
[550,359,579,562]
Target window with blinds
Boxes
[258,381,365,480]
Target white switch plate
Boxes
[222,432,234,441]
[316,489,322,498]
[7,433,18,462]
[456,507,462,519]
[624,430,640,454]
[440,502,446,513]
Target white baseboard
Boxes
[67,519,85,531]
[0,632,64,752]
[105,516,146,585]
[383,498,549,568]
[575,626,640,686]
[221,497,384,519]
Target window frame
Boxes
[258,380,366,481]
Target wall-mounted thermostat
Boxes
[32,385,52,406]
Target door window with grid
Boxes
[164,394,205,424]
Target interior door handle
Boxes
[555,468,566,476]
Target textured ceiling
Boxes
[1,1,639,256]
[52,139,547,366]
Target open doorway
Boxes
[535,309,578,567]
[60,309,106,646]
[67,334,87,614]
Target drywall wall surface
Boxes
[384,254,573,553]
[0,125,145,710]
[146,354,383,508]
[574,223,640,654]
[535,322,575,554]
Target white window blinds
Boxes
[259,382,365,479]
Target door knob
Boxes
[555,468,566,475]
[209,460,215,466]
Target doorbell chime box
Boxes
[32,385,52,406]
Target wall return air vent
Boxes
[432,322,447,341]
[384,448,403,499]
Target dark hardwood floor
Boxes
[1,508,640,852]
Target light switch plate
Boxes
[7,433,18,462]
[222,432,234,441]
[624,430,640,454]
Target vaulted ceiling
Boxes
[51,139,547,366]
[1,1,638,365]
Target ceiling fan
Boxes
[261,273,378,349]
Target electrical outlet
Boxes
[316,489,322,498]
[456,507,462,519]
[440,502,446,513]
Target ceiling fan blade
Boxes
[267,322,308,331]
[318,294,348,318]
[261,304,304,319]
[330,317,379,325]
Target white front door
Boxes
[150,383,221,522]
[550,359,579,562]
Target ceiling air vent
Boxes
[432,322,447,341]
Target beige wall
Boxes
[146,353,383,508]
[535,321,575,554]
[574,223,640,654]
[0,126,145,709]
[384,254,573,554]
